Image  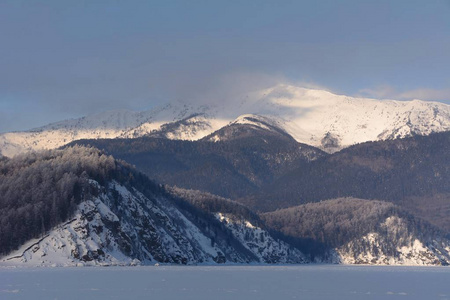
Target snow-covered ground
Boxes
[0,265,449,300]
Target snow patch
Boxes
[216,213,306,264]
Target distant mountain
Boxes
[70,129,450,235]
[242,131,450,234]
[263,198,450,266]
[0,146,306,266]
[0,103,220,157]
[2,84,450,157]
[68,123,325,199]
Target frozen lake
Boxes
[1,265,449,300]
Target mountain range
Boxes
[1,84,450,266]
[70,128,450,235]
[1,146,449,266]
[2,84,450,157]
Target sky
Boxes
[1,0,450,133]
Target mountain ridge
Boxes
[2,84,450,157]
[263,197,450,266]
[67,123,325,199]
[2,146,450,266]
[69,129,450,236]
[0,146,307,266]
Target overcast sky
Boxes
[1,0,450,133]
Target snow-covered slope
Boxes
[0,103,222,157]
[337,216,450,266]
[216,213,306,264]
[1,179,306,266]
[263,86,450,152]
[203,114,297,143]
[2,84,450,157]
[263,198,450,266]
[2,180,220,266]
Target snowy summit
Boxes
[1,84,450,157]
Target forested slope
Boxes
[0,146,159,256]
[263,198,450,265]
[68,123,324,199]
[243,132,450,233]
[0,146,306,265]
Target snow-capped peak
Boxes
[1,84,450,157]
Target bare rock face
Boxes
[321,132,341,152]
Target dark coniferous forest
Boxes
[0,146,162,255]
[68,124,325,199]
[263,198,444,250]
[70,130,450,234]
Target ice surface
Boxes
[0,265,449,300]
